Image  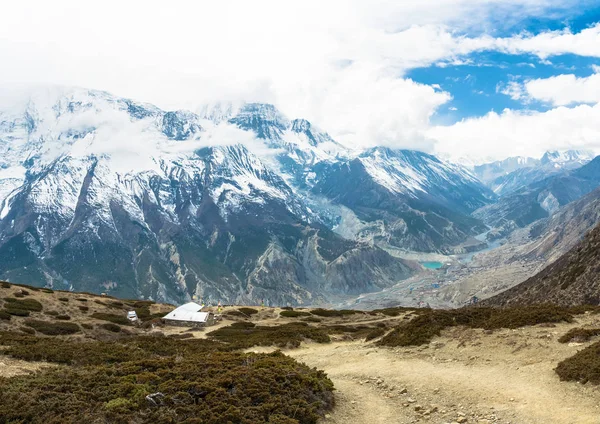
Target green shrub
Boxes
[0,347,333,423]
[78,306,89,312]
[237,307,259,316]
[76,298,88,302]
[208,322,330,348]
[58,297,69,302]
[41,288,54,294]
[55,315,71,321]
[379,305,576,347]
[556,340,600,384]
[3,298,43,312]
[5,308,30,317]
[558,328,600,344]
[223,310,246,318]
[302,316,322,323]
[91,313,130,325]
[0,310,11,320]
[365,328,386,341]
[371,307,416,316]
[24,320,80,336]
[0,282,10,289]
[19,327,35,335]
[81,323,94,330]
[45,310,59,316]
[280,310,311,318]
[310,308,362,317]
[134,306,151,320]
[100,323,122,333]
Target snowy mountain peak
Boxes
[540,150,594,166]
[228,103,290,140]
[161,110,203,140]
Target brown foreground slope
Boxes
[2,282,600,423]
[484,222,600,307]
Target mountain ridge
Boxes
[0,85,489,303]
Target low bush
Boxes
[13,289,30,298]
[556,340,600,384]
[371,307,416,317]
[41,288,54,294]
[310,308,362,317]
[100,323,122,333]
[558,328,600,344]
[379,305,577,347]
[0,282,10,289]
[134,306,151,320]
[0,348,333,423]
[302,316,322,323]
[55,315,71,321]
[0,310,11,320]
[58,297,69,302]
[3,298,43,312]
[169,333,194,339]
[365,328,386,341]
[81,323,94,330]
[19,327,35,335]
[0,331,334,422]
[208,322,330,348]
[76,298,88,302]
[237,307,259,316]
[280,310,311,318]
[5,308,30,317]
[45,311,59,316]
[223,310,246,318]
[23,320,80,336]
[91,312,130,326]
[78,306,89,312]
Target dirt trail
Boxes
[281,317,600,424]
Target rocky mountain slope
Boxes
[0,86,492,304]
[311,147,493,253]
[473,156,600,237]
[484,216,600,307]
[473,150,593,196]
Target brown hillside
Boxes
[484,222,600,307]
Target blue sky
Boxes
[408,4,600,125]
[409,52,600,125]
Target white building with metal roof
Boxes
[162,302,214,326]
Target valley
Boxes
[4,4,600,424]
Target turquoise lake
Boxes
[420,261,443,269]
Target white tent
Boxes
[163,302,209,323]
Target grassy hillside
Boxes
[0,282,335,424]
[2,281,600,423]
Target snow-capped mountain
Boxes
[474,150,594,196]
[474,156,600,237]
[473,156,539,185]
[310,147,494,252]
[540,150,594,168]
[0,85,493,303]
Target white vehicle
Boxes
[127,311,138,322]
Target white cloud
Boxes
[0,0,597,158]
[492,24,600,59]
[496,80,527,101]
[428,104,600,163]
[522,71,600,106]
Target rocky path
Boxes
[286,322,600,424]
